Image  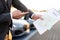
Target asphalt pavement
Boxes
[29,21,60,40]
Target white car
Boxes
[12,19,30,37]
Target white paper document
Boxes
[48,9,60,20]
[33,9,60,35]
[33,19,47,35]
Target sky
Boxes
[20,0,60,11]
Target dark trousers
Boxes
[0,25,9,40]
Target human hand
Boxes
[12,10,29,19]
[31,14,43,20]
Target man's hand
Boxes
[31,14,43,20]
[12,10,29,19]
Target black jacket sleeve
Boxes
[12,0,33,18]
[12,0,28,12]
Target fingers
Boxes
[31,14,44,20]
[22,12,29,15]
[36,14,43,20]
[39,15,44,20]
[12,10,29,19]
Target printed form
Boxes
[33,9,60,35]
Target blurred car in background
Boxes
[11,19,30,37]
[11,18,36,37]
